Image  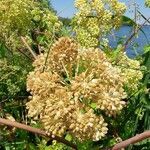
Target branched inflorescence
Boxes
[27,37,128,141]
[115,53,143,91]
[73,0,126,47]
[0,0,62,50]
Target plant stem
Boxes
[0,118,77,149]
[123,17,150,51]
[112,130,150,150]
[20,36,37,59]
[42,27,56,72]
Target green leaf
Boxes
[65,134,72,142]
[144,45,150,53]
[90,103,97,109]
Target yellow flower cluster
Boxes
[0,0,33,31]
[73,0,126,47]
[31,7,62,35]
[27,37,126,141]
[145,0,150,7]
[0,0,33,49]
[0,0,61,50]
[114,53,143,91]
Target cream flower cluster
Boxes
[26,37,126,141]
[73,0,126,47]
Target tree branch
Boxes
[123,17,150,51]
[20,36,37,59]
[0,118,77,150]
[17,48,33,61]
[112,130,150,150]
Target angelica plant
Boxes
[26,37,127,141]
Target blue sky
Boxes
[51,0,150,23]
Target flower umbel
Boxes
[27,37,127,141]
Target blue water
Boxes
[108,25,150,58]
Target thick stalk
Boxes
[112,130,150,150]
[0,118,77,150]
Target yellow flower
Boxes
[73,0,126,47]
